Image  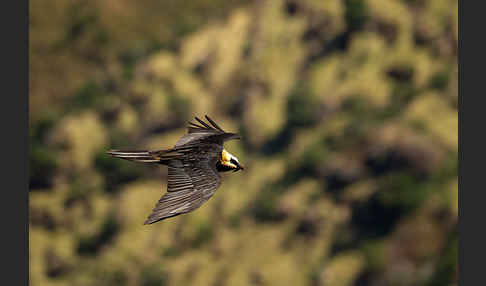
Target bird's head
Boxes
[219,149,244,172]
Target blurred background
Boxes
[29,0,458,285]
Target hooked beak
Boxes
[234,162,244,172]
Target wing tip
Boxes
[204,115,224,132]
[144,214,159,225]
[143,213,180,225]
[187,115,226,133]
[143,219,154,225]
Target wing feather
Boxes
[144,150,222,224]
[205,115,224,132]
[194,116,213,129]
[176,116,241,147]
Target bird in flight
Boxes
[107,115,244,224]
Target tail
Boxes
[106,150,163,163]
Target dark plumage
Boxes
[107,115,243,224]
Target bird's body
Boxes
[107,116,243,224]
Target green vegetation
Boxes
[30,0,457,285]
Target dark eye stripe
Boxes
[230,158,238,165]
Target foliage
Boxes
[30,0,457,285]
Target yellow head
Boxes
[220,149,244,171]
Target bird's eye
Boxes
[230,158,238,165]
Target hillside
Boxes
[29,0,458,285]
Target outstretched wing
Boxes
[174,115,240,148]
[144,144,223,224]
